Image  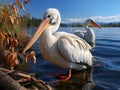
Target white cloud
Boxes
[66,14,120,23]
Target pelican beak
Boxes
[23,18,50,54]
[92,21,102,29]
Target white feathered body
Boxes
[40,28,93,70]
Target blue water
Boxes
[27,27,120,90]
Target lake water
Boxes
[27,27,120,90]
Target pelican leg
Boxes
[60,68,71,82]
[48,68,71,81]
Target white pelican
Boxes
[23,8,93,81]
[74,18,102,48]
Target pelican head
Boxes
[23,8,61,54]
[82,18,102,48]
[44,8,61,26]
[85,18,102,28]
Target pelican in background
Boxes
[23,8,94,81]
[74,18,102,48]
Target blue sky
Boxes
[24,0,120,23]
[27,0,120,22]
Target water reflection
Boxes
[47,67,95,90]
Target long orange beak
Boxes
[92,21,102,29]
[23,18,50,54]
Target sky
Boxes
[20,0,120,23]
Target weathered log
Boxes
[0,68,53,90]
[14,72,53,90]
[0,70,27,90]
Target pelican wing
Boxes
[57,35,93,66]
[74,30,86,39]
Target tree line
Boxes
[26,17,120,27]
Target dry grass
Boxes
[17,30,30,50]
[0,0,30,37]
[0,0,31,51]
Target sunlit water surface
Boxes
[27,27,120,90]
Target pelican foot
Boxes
[60,68,71,82]
[60,75,71,82]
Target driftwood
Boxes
[0,68,53,90]
[0,70,26,90]
[0,49,53,90]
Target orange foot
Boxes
[60,68,71,82]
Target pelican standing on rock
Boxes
[23,8,94,81]
[74,18,102,48]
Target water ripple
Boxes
[28,27,120,90]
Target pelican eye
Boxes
[47,14,53,19]
[47,15,51,18]
[47,14,56,24]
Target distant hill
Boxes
[26,17,120,27]
[60,22,120,27]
